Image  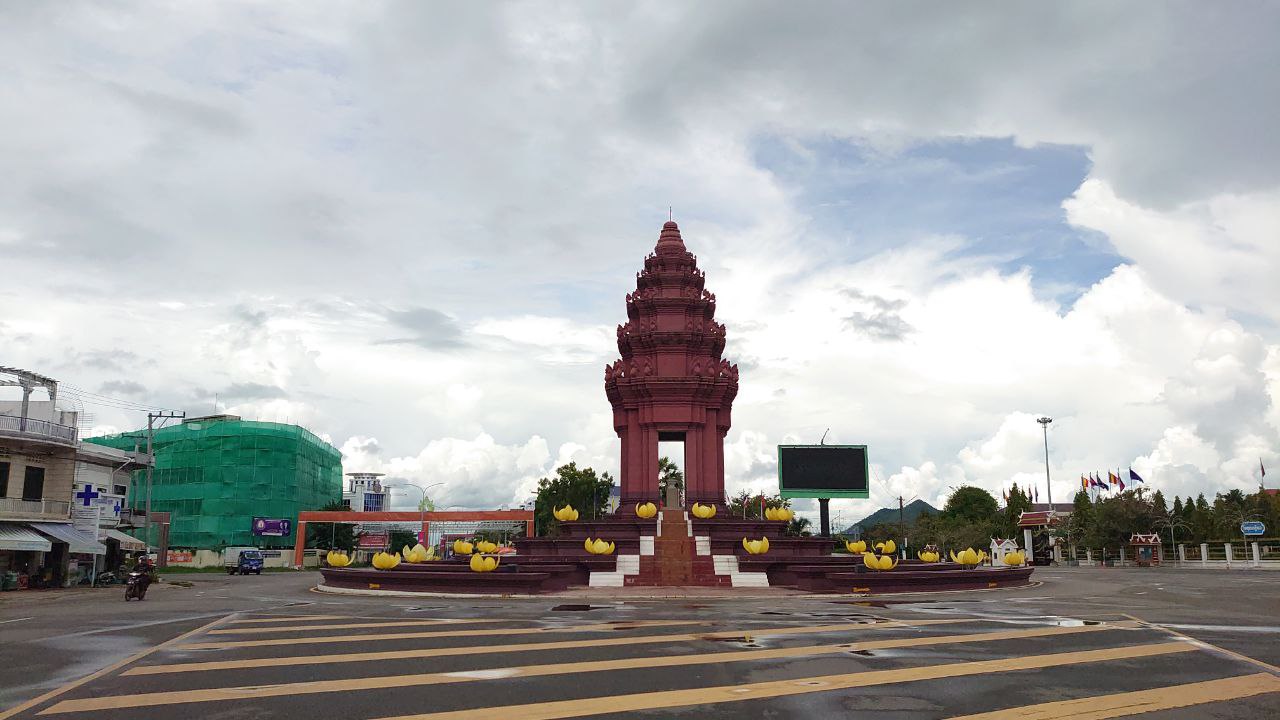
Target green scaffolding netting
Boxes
[87,417,343,550]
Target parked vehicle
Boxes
[223,547,264,575]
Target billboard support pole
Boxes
[819,498,830,537]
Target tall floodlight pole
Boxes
[1036,416,1054,513]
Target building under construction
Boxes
[87,415,342,550]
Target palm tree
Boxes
[786,515,813,537]
[657,457,684,501]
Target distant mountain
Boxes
[839,498,940,535]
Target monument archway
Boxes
[604,221,739,508]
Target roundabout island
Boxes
[319,221,1033,597]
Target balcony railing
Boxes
[0,415,78,445]
[0,497,72,518]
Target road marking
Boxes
[125,619,970,675]
[0,617,33,625]
[945,672,1280,719]
[42,623,1137,714]
[364,642,1197,720]
[0,613,231,720]
[177,620,705,650]
[209,619,503,634]
[224,615,347,624]
[1121,612,1280,674]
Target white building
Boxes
[343,472,388,512]
[1,367,150,587]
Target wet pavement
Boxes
[1,566,1277,718]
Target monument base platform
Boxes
[318,507,1034,595]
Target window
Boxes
[0,462,9,497]
[22,466,45,501]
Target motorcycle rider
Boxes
[130,554,156,599]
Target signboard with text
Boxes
[252,518,293,537]
[1241,521,1265,536]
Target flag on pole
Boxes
[1096,472,1108,492]
[1034,487,1039,502]
[1117,472,1126,492]
[1129,467,1145,484]
[1108,470,1119,486]
[1262,458,1266,479]
[1081,475,1089,491]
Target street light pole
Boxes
[1036,416,1054,513]
[389,482,443,545]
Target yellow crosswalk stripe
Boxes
[365,642,1197,720]
[177,620,705,650]
[125,619,969,676]
[225,615,347,624]
[210,619,504,634]
[41,622,1136,714]
[945,672,1280,719]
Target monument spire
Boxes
[655,219,686,253]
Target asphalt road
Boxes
[1,566,1277,718]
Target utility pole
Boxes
[144,410,185,553]
[1036,417,1054,513]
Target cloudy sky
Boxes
[3,2,1278,525]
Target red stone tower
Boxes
[605,221,739,509]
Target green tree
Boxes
[943,486,1000,524]
[786,515,813,537]
[727,490,788,519]
[657,456,684,498]
[1064,490,1093,558]
[305,500,356,551]
[1171,496,1184,519]
[1150,489,1168,514]
[389,529,418,552]
[1002,483,1033,536]
[533,462,614,536]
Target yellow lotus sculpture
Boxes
[583,538,616,555]
[475,540,499,554]
[764,507,794,522]
[371,551,401,570]
[1003,550,1026,566]
[742,537,770,555]
[469,554,499,573]
[874,540,896,555]
[452,539,474,556]
[635,502,658,519]
[862,552,898,571]
[918,550,941,563]
[845,540,867,554]
[690,503,717,519]
[553,505,579,522]
[325,550,351,567]
[402,543,432,563]
[950,547,984,566]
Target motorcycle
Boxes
[124,570,151,601]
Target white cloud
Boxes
[2,4,1276,514]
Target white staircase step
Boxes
[589,554,641,586]
[710,553,770,588]
[695,536,711,556]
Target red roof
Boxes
[1017,511,1061,528]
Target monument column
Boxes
[605,221,739,511]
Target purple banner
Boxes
[252,517,293,536]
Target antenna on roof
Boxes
[668,205,672,221]
[819,428,829,445]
